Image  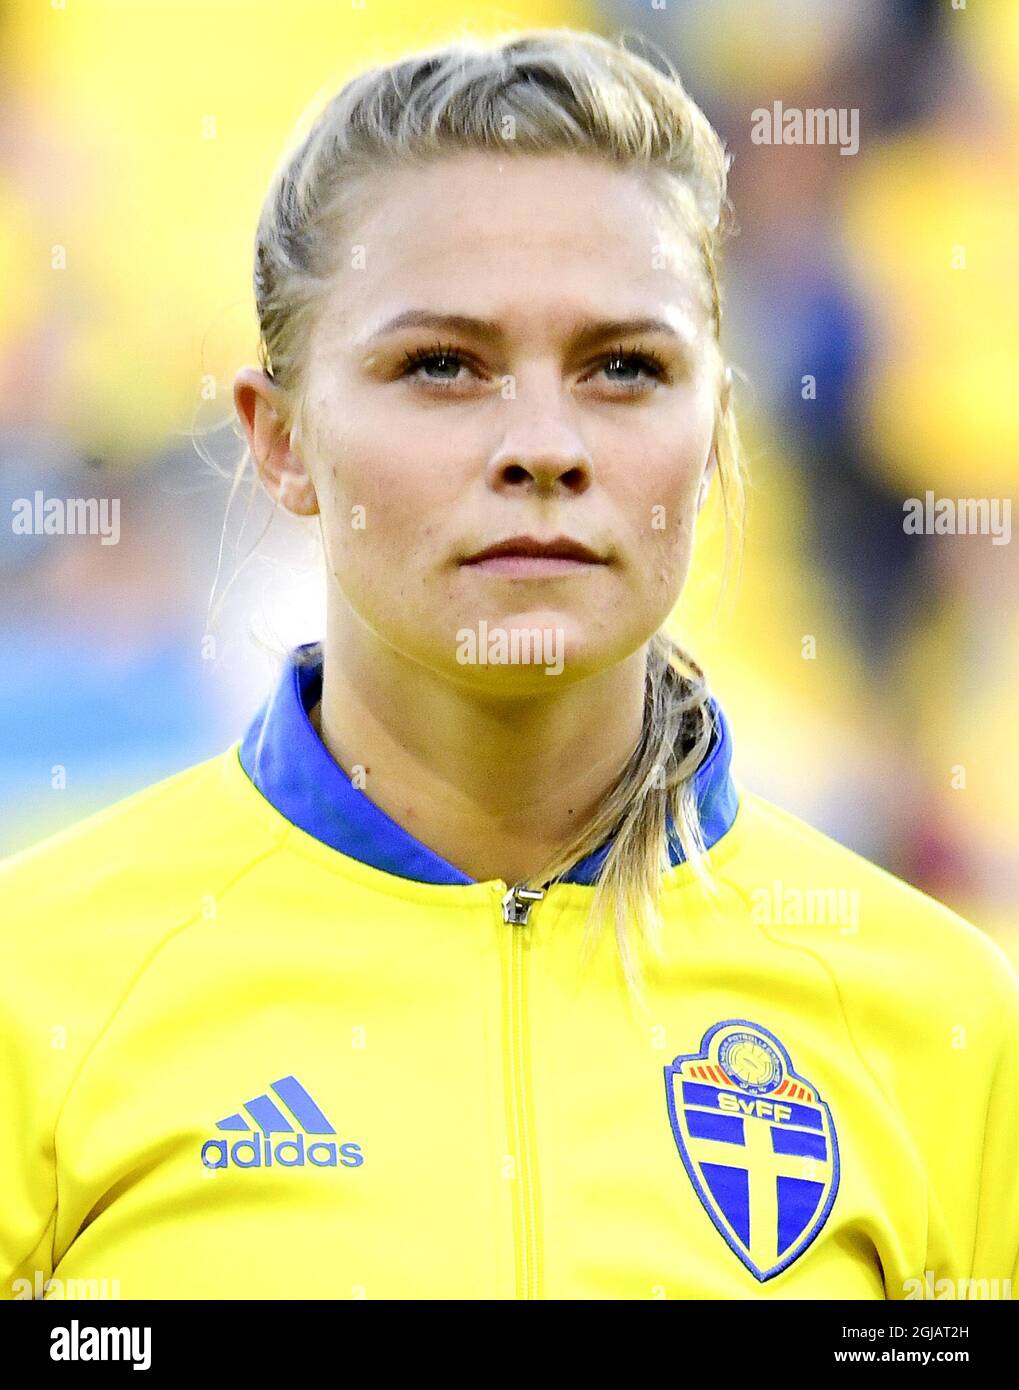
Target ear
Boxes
[700,366,734,514]
[720,363,733,415]
[697,446,718,514]
[233,367,319,517]
[697,365,732,513]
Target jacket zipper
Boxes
[496,881,545,1299]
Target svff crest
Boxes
[664,1019,839,1281]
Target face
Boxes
[254,152,722,689]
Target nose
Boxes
[484,407,593,497]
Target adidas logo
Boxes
[200,1074,364,1170]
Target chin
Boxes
[444,616,628,688]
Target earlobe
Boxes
[277,467,320,517]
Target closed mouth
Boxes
[461,535,606,565]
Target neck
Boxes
[313,609,648,885]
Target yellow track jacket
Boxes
[2,645,1017,1300]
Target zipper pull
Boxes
[501,883,545,925]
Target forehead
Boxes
[315,152,711,345]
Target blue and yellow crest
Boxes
[664,1019,839,1281]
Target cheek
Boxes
[648,462,702,533]
[644,490,698,609]
[317,440,421,565]
[625,408,714,600]
[315,439,460,628]
[625,426,711,549]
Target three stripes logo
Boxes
[200,1074,364,1170]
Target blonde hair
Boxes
[225,27,746,1003]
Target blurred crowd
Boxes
[1,0,1015,960]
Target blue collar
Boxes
[238,644,738,886]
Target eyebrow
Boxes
[360,310,691,352]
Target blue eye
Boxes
[397,340,671,393]
[400,344,473,381]
[599,348,669,388]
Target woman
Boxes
[2,28,1016,1301]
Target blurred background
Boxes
[1,0,1015,962]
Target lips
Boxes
[460,534,606,565]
